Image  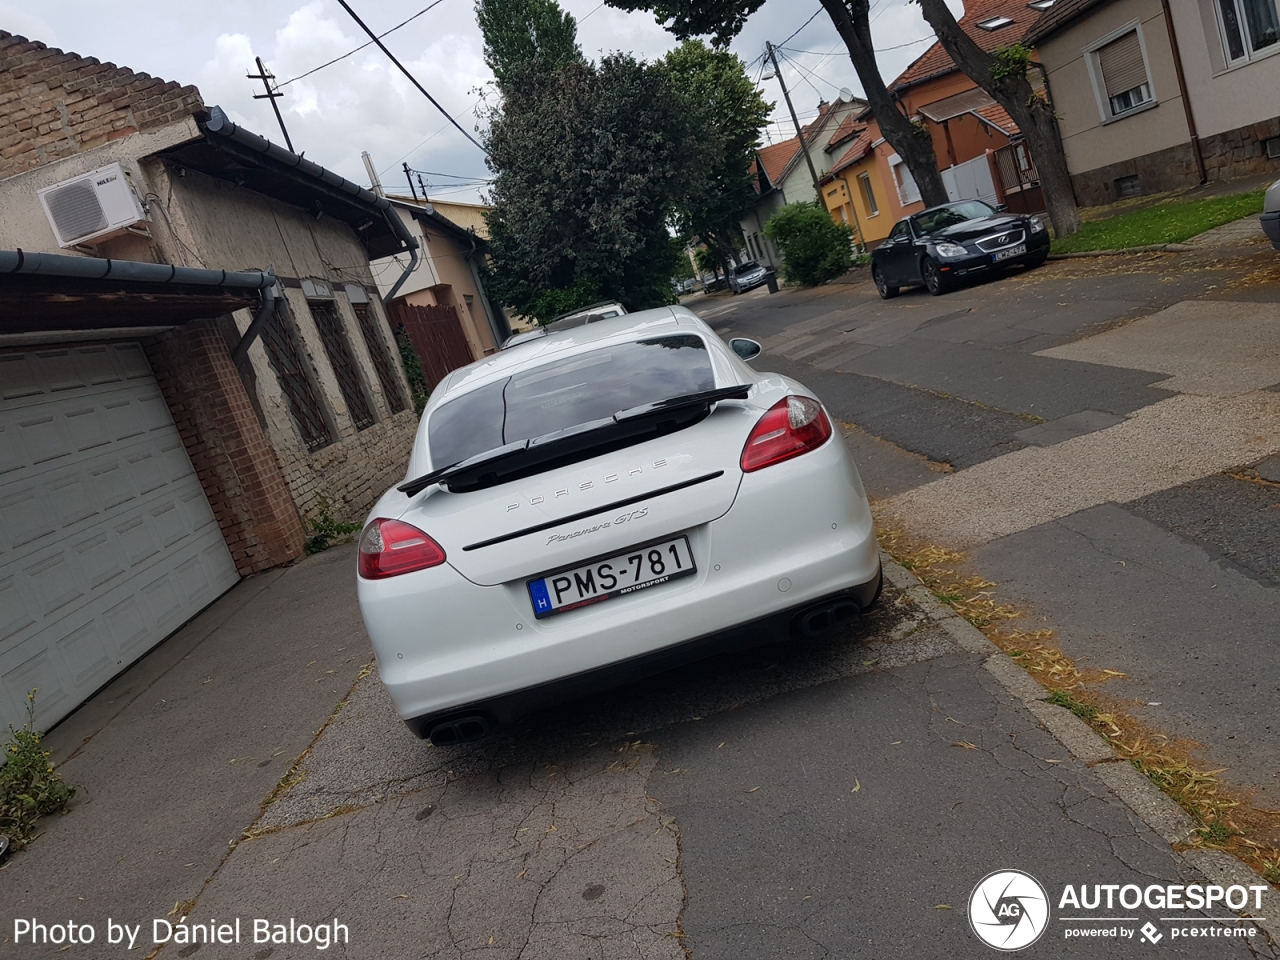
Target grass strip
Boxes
[1052,190,1265,254]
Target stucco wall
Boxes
[1171,0,1280,139]
[1038,0,1192,176]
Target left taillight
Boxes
[740,395,833,472]
[358,518,447,580]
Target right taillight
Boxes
[358,518,447,579]
[740,395,832,472]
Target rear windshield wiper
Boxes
[398,384,750,496]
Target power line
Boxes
[334,0,487,154]
[280,0,448,87]
[778,6,824,48]
[781,36,934,55]
[377,90,488,177]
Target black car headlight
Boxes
[1030,216,1046,234]
[935,242,968,259]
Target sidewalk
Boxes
[0,456,1275,957]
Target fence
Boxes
[991,142,1045,215]
[386,300,477,392]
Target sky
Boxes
[2,0,963,204]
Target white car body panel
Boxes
[357,306,880,734]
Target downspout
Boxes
[232,275,277,363]
[1159,0,1208,183]
[381,209,421,305]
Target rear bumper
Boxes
[359,431,880,733]
[402,565,882,737]
[1261,211,1280,249]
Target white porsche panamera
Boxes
[356,306,881,745]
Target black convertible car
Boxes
[870,199,1050,298]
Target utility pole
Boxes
[765,42,820,200]
[362,151,384,197]
[403,163,419,202]
[248,57,294,152]
[763,41,865,253]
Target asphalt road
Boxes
[692,247,1280,817]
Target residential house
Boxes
[1025,0,1280,204]
[820,0,1045,243]
[741,94,867,265]
[0,32,423,730]
[372,196,509,389]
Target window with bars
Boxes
[260,301,334,452]
[352,301,407,415]
[308,299,377,431]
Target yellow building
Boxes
[819,124,897,247]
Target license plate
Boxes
[993,243,1027,262]
[527,536,696,619]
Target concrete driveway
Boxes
[2,433,1275,957]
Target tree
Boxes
[910,5,1081,235]
[659,40,773,277]
[605,0,950,208]
[482,53,699,321]
[476,0,583,89]
[763,203,853,286]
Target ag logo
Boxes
[968,870,1049,951]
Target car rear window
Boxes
[428,334,716,467]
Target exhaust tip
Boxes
[428,715,491,746]
[797,600,862,637]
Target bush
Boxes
[1,692,74,850]
[763,203,854,287]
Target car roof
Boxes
[432,307,707,406]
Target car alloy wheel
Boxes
[873,266,898,300]
[922,257,947,296]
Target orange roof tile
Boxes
[890,0,1041,91]
[827,113,863,150]
[756,137,801,188]
[973,101,1017,134]
[831,128,878,175]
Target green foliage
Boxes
[660,40,772,253]
[483,53,695,318]
[694,247,718,273]
[530,276,601,324]
[672,255,696,281]
[304,495,362,555]
[1051,189,1265,253]
[476,0,582,89]
[604,0,764,47]
[1,692,74,850]
[989,44,1033,84]
[1047,689,1099,720]
[762,204,853,286]
[394,326,430,415]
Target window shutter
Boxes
[1097,31,1147,96]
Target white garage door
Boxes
[0,342,239,732]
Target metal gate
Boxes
[387,300,476,392]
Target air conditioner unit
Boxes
[37,162,148,248]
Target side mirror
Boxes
[730,337,762,362]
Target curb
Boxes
[881,551,1279,940]
[1048,242,1197,259]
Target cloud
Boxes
[12,0,970,201]
[0,2,57,45]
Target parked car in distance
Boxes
[501,300,628,349]
[870,200,1050,298]
[1261,178,1280,249]
[728,261,769,294]
[357,307,882,745]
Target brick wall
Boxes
[146,319,306,575]
[0,31,203,179]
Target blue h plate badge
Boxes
[528,579,553,616]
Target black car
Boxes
[870,200,1050,298]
